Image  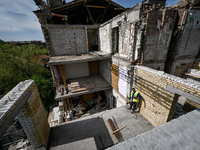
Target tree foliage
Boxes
[0,42,54,111]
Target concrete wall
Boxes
[99,4,141,56]
[134,66,200,127]
[64,62,90,79]
[48,25,88,56]
[99,59,111,84]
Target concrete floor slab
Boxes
[48,51,111,65]
[55,75,111,100]
[48,106,154,150]
[107,108,200,150]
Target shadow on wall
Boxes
[47,117,113,149]
[136,76,174,111]
[138,96,146,112]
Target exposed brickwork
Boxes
[142,8,177,71]
[165,9,200,77]
[135,66,200,127]
[17,82,50,149]
[135,68,174,126]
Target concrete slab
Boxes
[49,138,98,150]
[107,108,200,150]
[48,52,111,65]
[48,106,154,150]
[55,75,112,100]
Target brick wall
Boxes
[47,25,88,56]
[134,66,200,127]
[17,81,50,149]
[143,9,177,71]
[167,9,200,77]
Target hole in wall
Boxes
[197,20,199,25]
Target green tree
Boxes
[32,74,54,111]
[0,43,54,112]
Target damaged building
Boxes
[0,0,200,149]
[33,0,200,126]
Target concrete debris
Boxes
[16,139,30,149]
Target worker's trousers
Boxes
[130,101,137,111]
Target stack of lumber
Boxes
[70,78,96,93]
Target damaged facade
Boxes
[33,0,200,126]
[1,0,200,149]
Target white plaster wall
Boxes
[99,5,141,55]
[113,89,126,108]
[127,8,140,22]
[118,21,131,57]
[111,4,141,28]
[99,24,112,53]
[118,67,128,98]
[99,59,111,83]
[64,62,89,79]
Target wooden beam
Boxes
[86,6,94,24]
[59,65,67,91]
[86,5,106,9]
[61,65,67,91]
[50,66,59,90]
[100,5,108,23]
[112,126,127,134]
[67,98,71,112]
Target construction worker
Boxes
[128,88,141,113]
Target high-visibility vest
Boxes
[131,91,139,102]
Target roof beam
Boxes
[86,6,95,24]
[86,5,107,9]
